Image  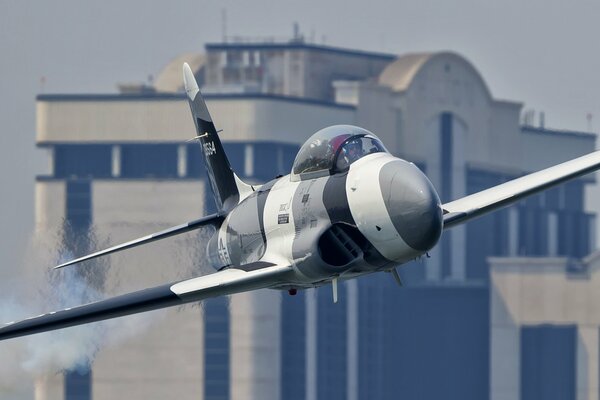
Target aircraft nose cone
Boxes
[380,161,443,252]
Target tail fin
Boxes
[183,63,253,212]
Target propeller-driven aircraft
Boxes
[2,63,600,341]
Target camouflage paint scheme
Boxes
[209,141,443,289]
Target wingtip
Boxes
[53,262,71,270]
[182,62,199,101]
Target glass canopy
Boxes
[292,125,387,179]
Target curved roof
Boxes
[379,53,434,92]
[378,51,492,99]
[154,53,205,93]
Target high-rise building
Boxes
[31,38,595,399]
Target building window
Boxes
[440,112,453,279]
[222,143,245,174]
[281,291,306,400]
[466,169,511,280]
[223,67,241,84]
[520,325,576,400]
[65,180,91,232]
[65,369,92,400]
[186,143,207,178]
[518,199,548,256]
[440,112,453,202]
[120,144,178,178]
[204,297,230,400]
[382,285,489,398]
[54,144,112,178]
[317,285,347,400]
[564,182,583,211]
[358,277,386,400]
[558,211,592,257]
[253,143,277,181]
[187,141,300,182]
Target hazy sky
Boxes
[1,0,599,273]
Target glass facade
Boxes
[359,280,490,400]
[50,142,300,182]
[316,284,348,400]
[280,291,307,400]
[65,369,93,400]
[65,180,92,231]
[120,144,178,178]
[64,180,93,400]
[465,170,593,281]
[465,169,512,281]
[55,144,112,178]
[204,297,230,400]
[521,325,576,400]
[440,112,453,279]
[254,142,299,180]
[357,275,388,400]
[389,286,489,399]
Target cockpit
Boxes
[291,125,387,180]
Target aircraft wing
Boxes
[0,262,291,341]
[55,213,225,269]
[443,150,600,229]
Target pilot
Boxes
[344,138,364,163]
[333,136,364,171]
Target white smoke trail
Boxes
[0,223,214,396]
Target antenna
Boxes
[292,22,303,43]
[522,108,535,126]
[587,113,593,132]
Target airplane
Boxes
[2,62,600,341]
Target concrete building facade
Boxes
[490,254,600,400]
[30,39,596,399]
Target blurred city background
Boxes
[2,1,600,400]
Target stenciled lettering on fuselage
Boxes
[208,152,443,283]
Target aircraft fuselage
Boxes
[208,152,444,288]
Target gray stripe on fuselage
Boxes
[226,193,264,265]
[323,172,355,225]
[324,171,388,268]
[224,179,278,266]
[256,179,278,242]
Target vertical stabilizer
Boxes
[183,63,253,212]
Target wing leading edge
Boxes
[0,263,291,341]
[443,150,600,229]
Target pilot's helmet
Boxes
[342,137,364,162]
[329,134,351,154]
